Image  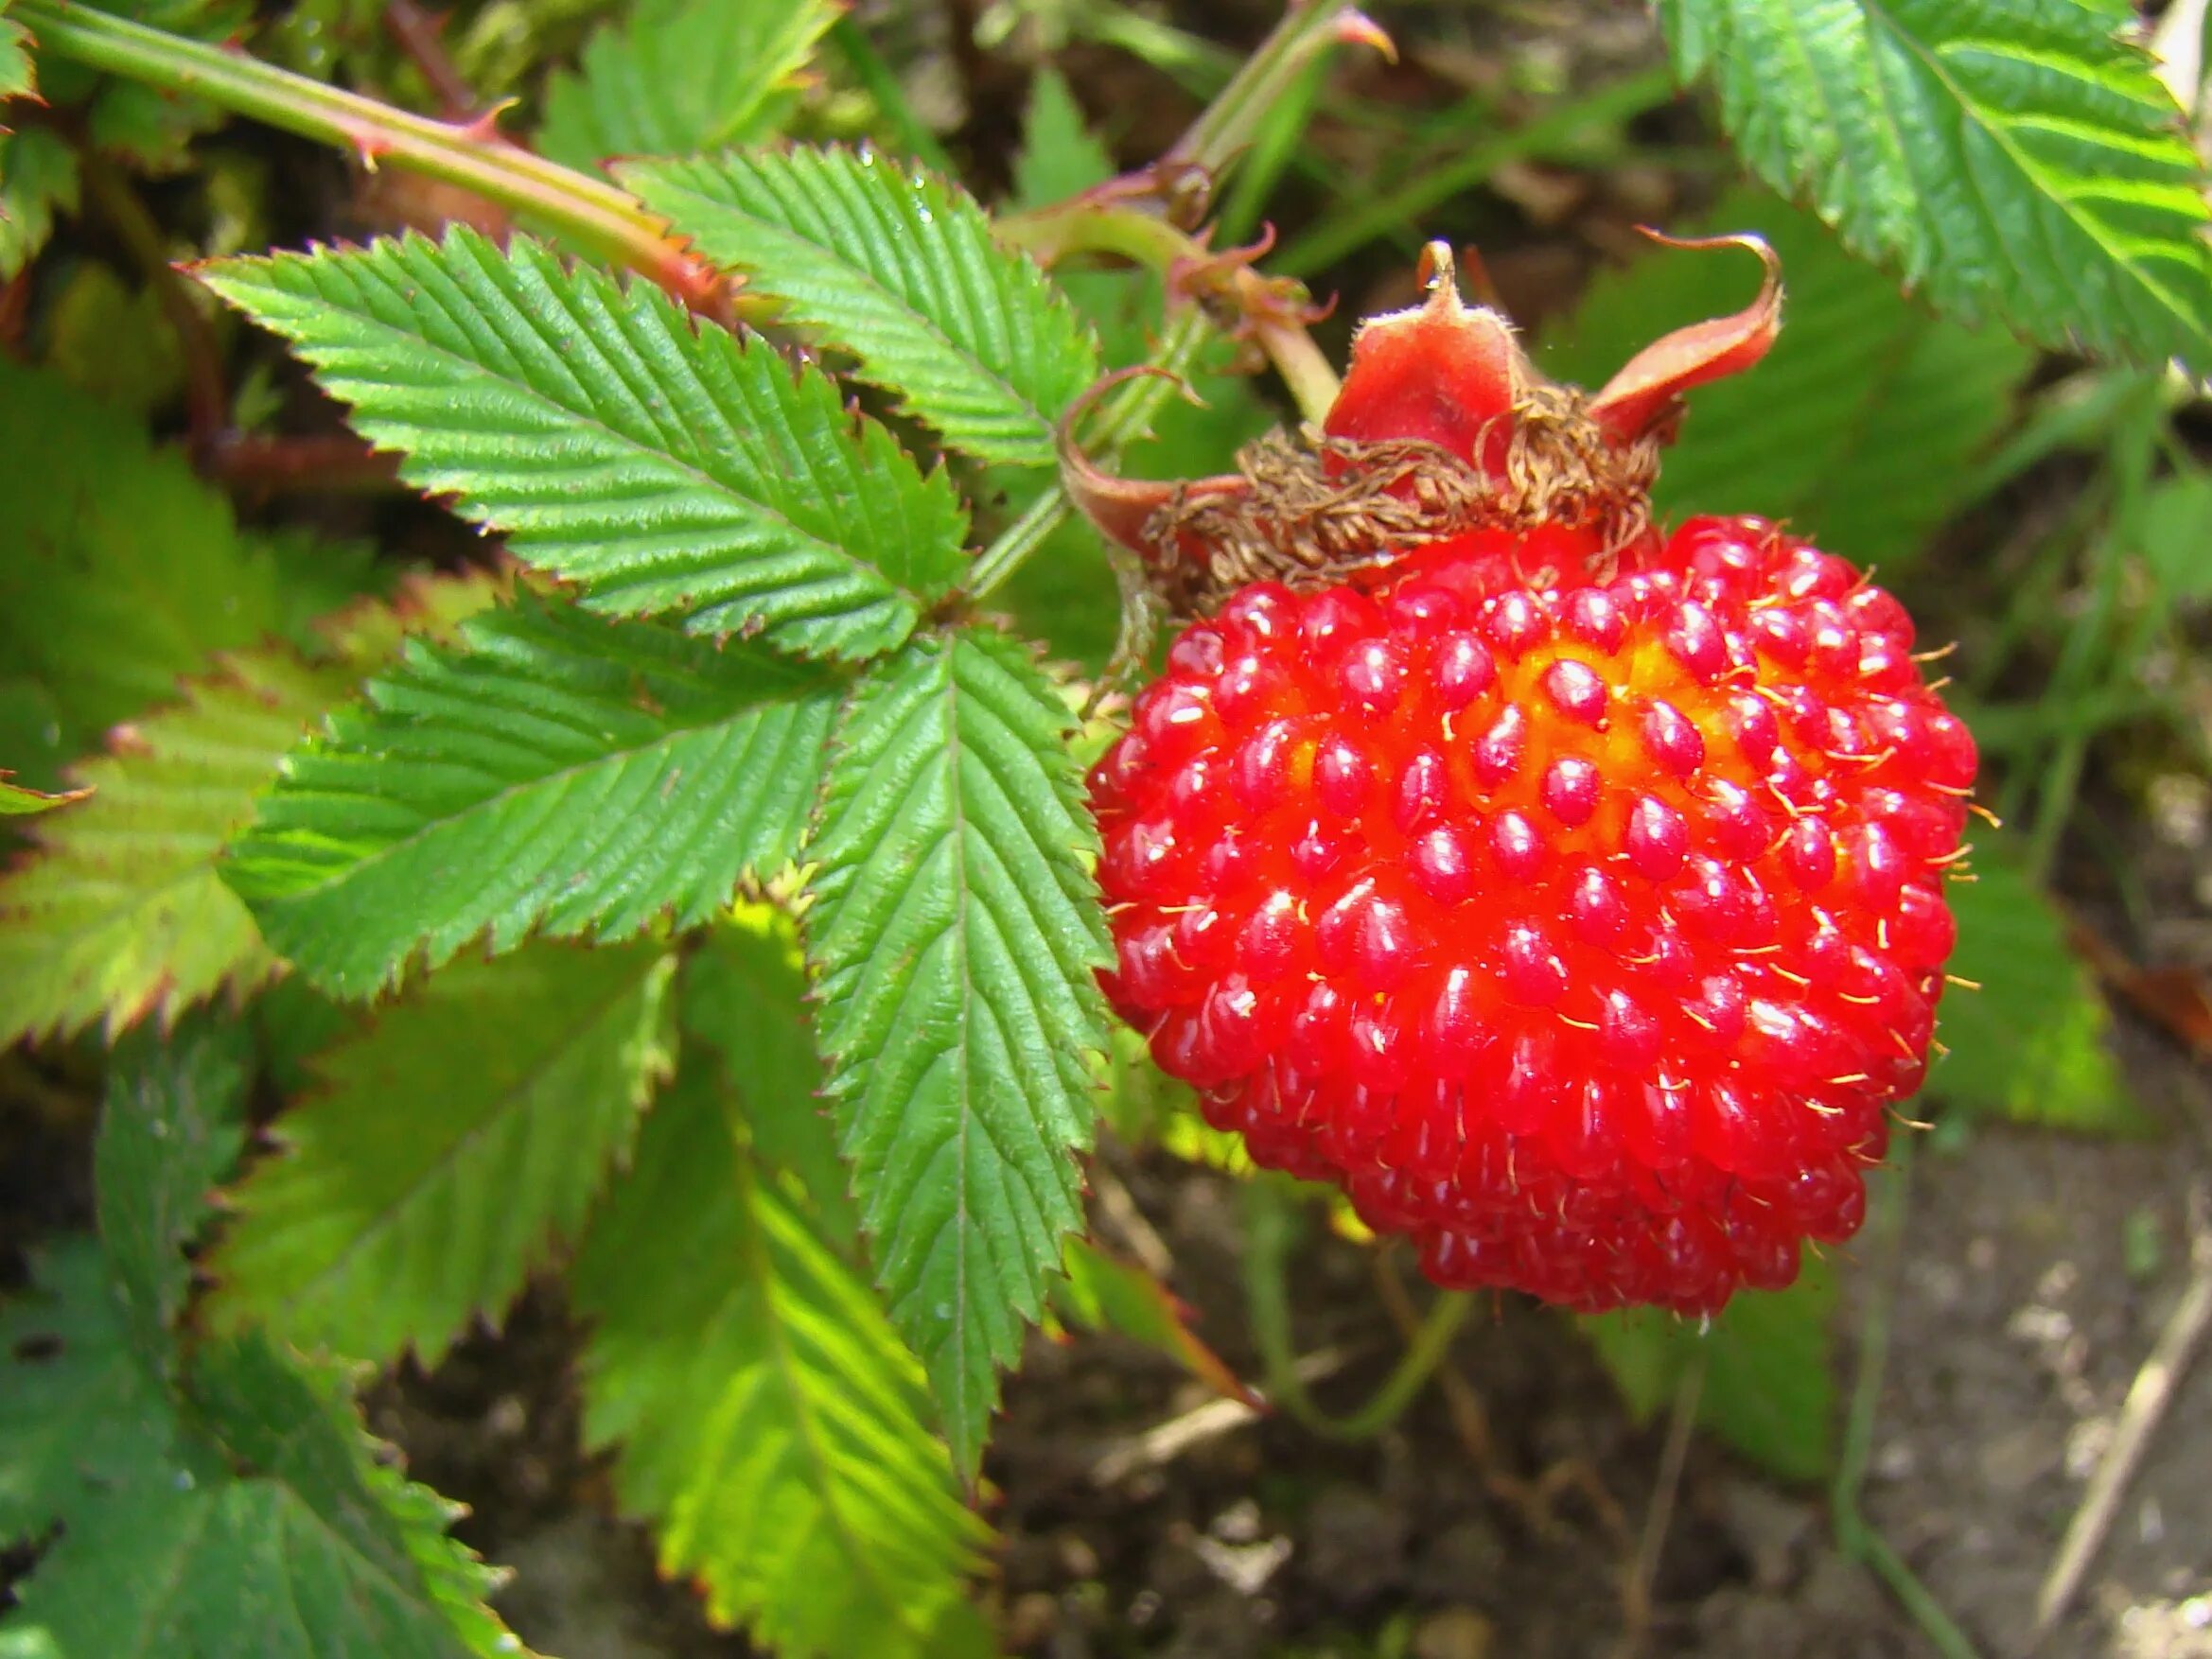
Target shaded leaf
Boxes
[622,148,1101,467]
[0,574,500,1047]
[571,1064,993,1658]
[0,128,73,280]
[95,1019,252,1373]
[0,358,376,750]
[1539,187,2034,571]
[804,627,1112,1476]
[1578,1254,1837,1481]
[1935,834,2141,1131]
[199,229,970,660]
[1057,1237,1255,1405]
[225,597,841,998]
[205,942,677,1368]
[537,0,835,167]
[682,904,859,1249]
[1659,0,2212,372]
[0,775,88,815]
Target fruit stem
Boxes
[964,307,1212,602]
[11,0,723,311]
[1240,1177,1474,1441]
[1831,1138,1985,1659]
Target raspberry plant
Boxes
[0,1,2200,1654]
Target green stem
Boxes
[1278,65,1680,276]
[1241,1178,1473,1441]
[13,0,714,305]
[1832,1141,1985,1659]
[964,307,1213,602]
[1166,0,1387,186]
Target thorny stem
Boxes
[12,0,721,310]
[383,0,480,119]
[1241,1177,1474,1441]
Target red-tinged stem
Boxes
[11,0,723,311]
[382,0,479,120]
[997,201,1343,425]
[201,432,404,497]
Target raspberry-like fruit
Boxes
[1077,240,1975,1314]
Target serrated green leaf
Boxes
[2,1333,515,1659]
[4,1224,510,1654]
[95,1019,252,1374]
[198,228,971,660]
[0,653,356,1046]
[1010,66,1115,212]
[571,1063,993,1659]
[0,1242,178,1545]
[1934,833,2141,1130]
[204,942,676,1368]
[683,904,860,1250]
[185,1333,515,1657]
[1578,1254,1837,1481]
[0,574,500,1048]
[0,776,87,815]
[0,127,74,282]
[804,627,1112,1476]
[0,358,373,747]
[538,0,835,167]
[225,597,841,998]
[622,148,1101,467]
[0,7,33,103]
[1659,0,2212,372]
[1057,1237,1254,1404]
[1539,187,2034,571]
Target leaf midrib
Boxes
[253,687,810,908]
[733,1158,942,1648]
[240,263,937,617]
[1853,0,2207,344]
[639,164,1047,437]
[250,954,662,1344]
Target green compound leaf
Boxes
[1539,187,2034,572]
[225,597,842,998]
[622,148,1101,468]
[1933,834,2141,1132]
[0,574,500,1048]
[804,627,1112,1477]
[204,941,677,1369]
[683,904,861,1252]
[571,1064,994,1659]
[538,0,835,167]
[95,1019,253,1375]
[1579,1254,1838,1481]
[1,1024,512,1656]
[0,1242,179,1546]
[1,1330,517,1658]
[1659,0,2212,373]
[0,358,376,752]
[198,229,970,661]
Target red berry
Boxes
[1088,523,1973,1315]
[1071,235,1970,1314]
